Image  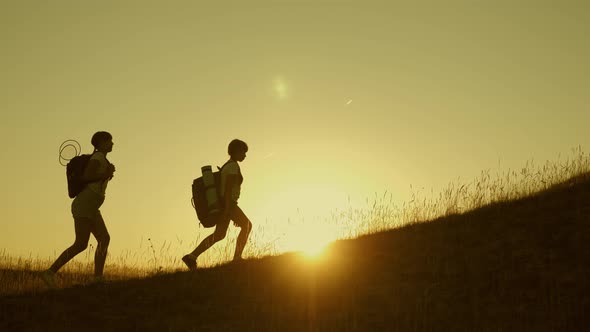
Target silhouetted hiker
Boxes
[41,131,115,288]
[182,139,253,270]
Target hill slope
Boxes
[1,175,589,331]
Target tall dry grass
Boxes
[329,145,590,236]
[1,146,589,294]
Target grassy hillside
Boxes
[1,172,589,331]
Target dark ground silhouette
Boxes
[1,173,589,331]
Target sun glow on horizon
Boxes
[278,220,339,258]
[299,241,330,258]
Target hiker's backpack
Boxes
[66,153,93,198]
[191,162,230,227]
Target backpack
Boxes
[66,153,93,198]
[191,161,231,228]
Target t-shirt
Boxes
[220,160,242,202]
[86,151,110,196]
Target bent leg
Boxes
[90,214,110,277]
[49,218,92,273]
[231,205,252,260]
[188,214,231,258]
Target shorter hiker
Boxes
[41,131,115,288]
[182,139,253,270]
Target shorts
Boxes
[71,187,105,219]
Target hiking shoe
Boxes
[40,270,57,289]
[182,254,197,271]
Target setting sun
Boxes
[279,220,338,258]
[301,242,328,258]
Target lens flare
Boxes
[274,78,288,99]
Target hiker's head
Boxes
[228,139,248,162]
[91,131,114,153]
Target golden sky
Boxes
[1,1,589,262]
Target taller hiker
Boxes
[182,139,253,270]
[41,131,116,288]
